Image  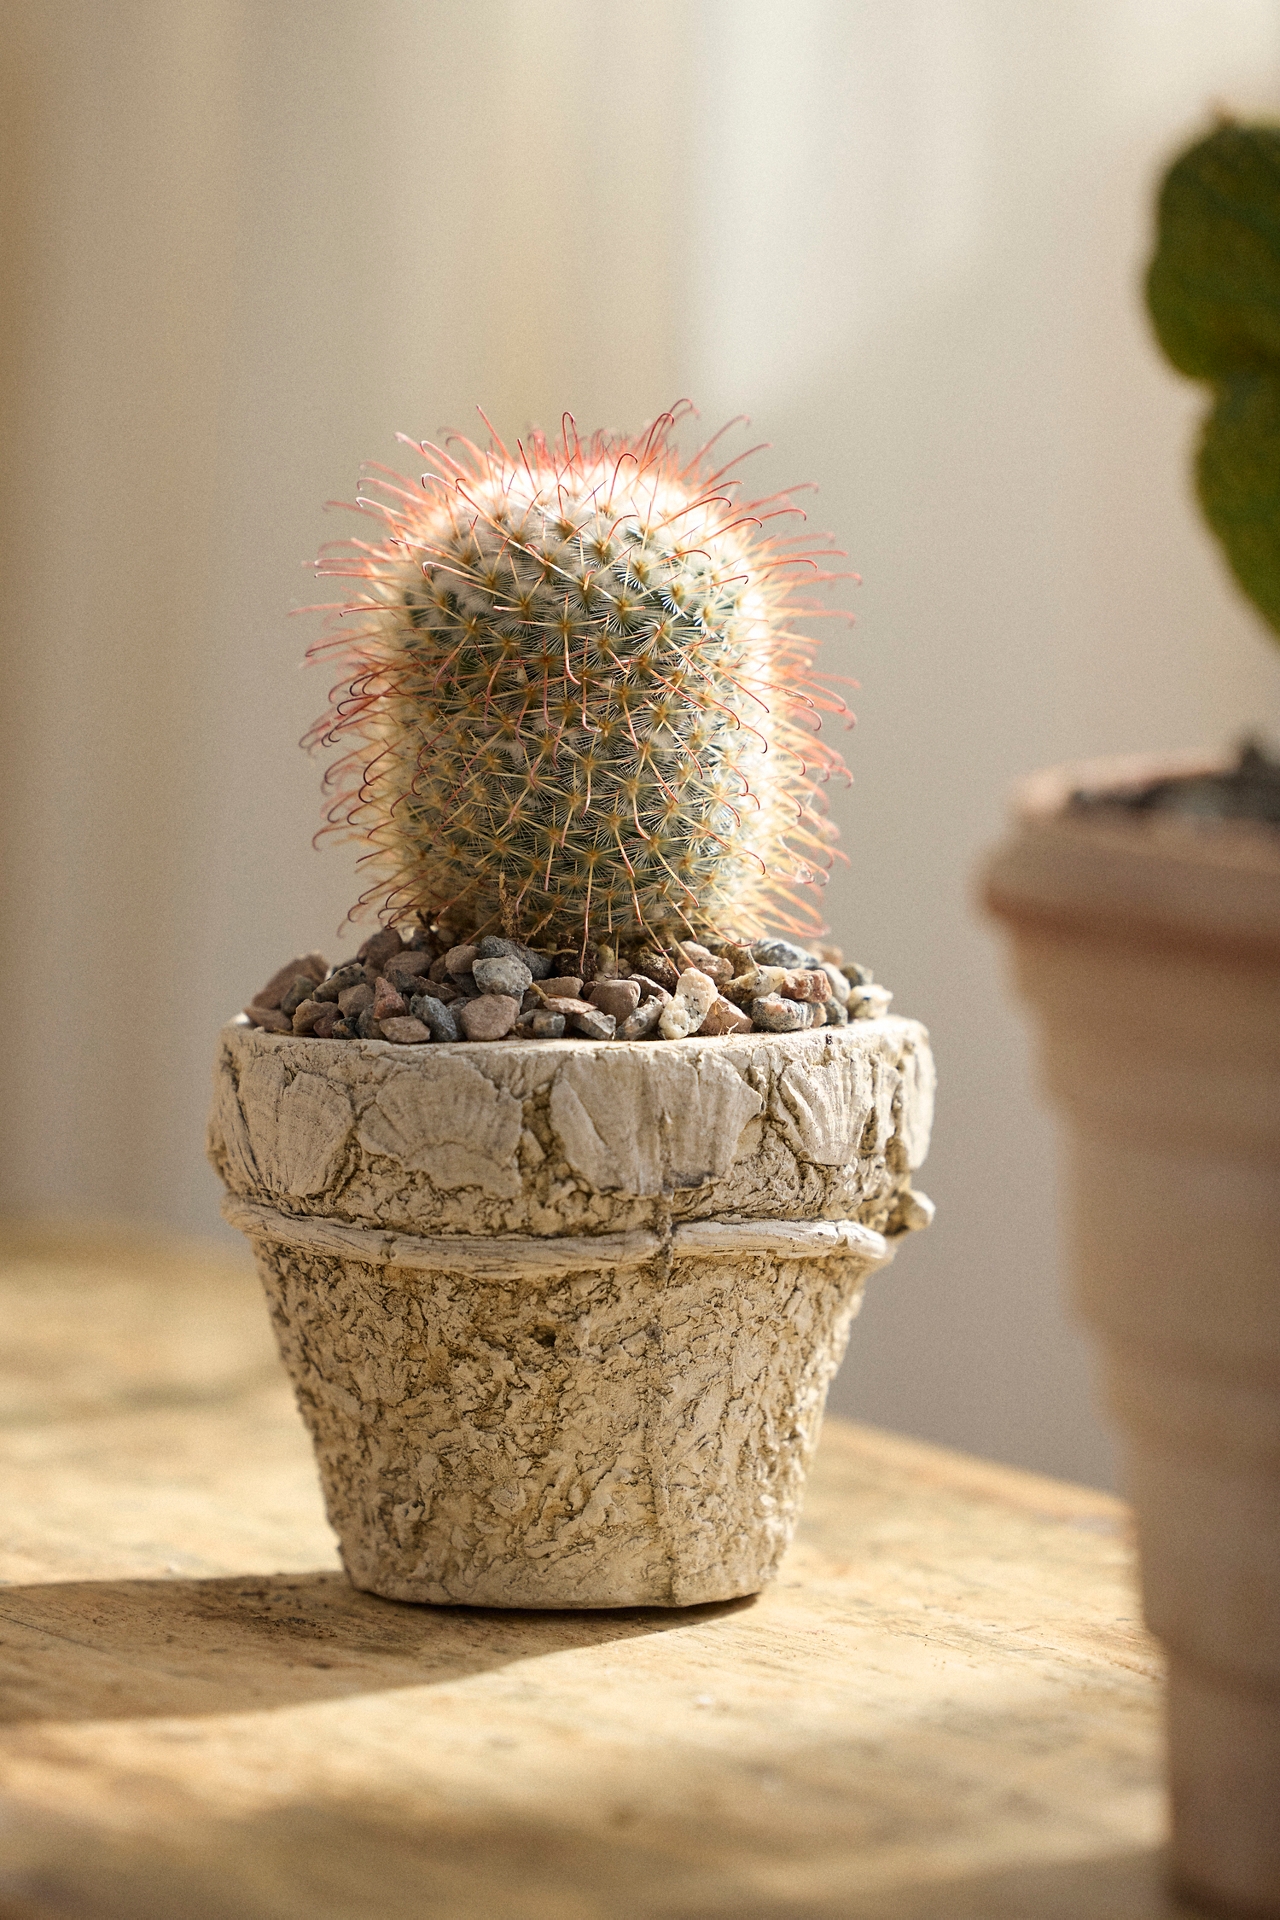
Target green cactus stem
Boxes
[305,406,853,949]
[1147,122,1280,637]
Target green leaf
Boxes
[1147,123,1280,379]
[1198,369,1280,637]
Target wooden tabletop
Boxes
[0,1222,1190,1920]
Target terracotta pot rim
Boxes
[984,749,1280,963]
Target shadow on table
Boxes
[0,1570,752,1723]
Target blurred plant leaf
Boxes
[1148,122,1280,640]
[1198,370,1280,636]
[1147,124,1280,378]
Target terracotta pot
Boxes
[209,1016,935,1609]
[985,753,1280,1918]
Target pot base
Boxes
[1170,1657,1280,1920]
[233,1199,893,1609]
[230,1198,898,1605]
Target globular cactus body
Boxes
[1147,123,1280,637]
[308,408,850,949]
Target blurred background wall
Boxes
[4,0,1280,1487]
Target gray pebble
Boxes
[473,955,533,998]
[314,962,365,1003]
[824,997,850,1025]
[841,962,874,987]
[752,938,816,970]
[617,998,665,1040]
[356,1005,384,1040]
[750,994,824,1033]
[569,1005,616,1040]
[445,943,479,977]
[516,1009,566,1039]
[819,962,852,1005]
[281,974,320,1016]
[475,935,554,980]
[409,993,462,1042]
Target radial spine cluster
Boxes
[306,405,852,950]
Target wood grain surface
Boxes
[0,1223,1192,1919]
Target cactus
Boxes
[306,406,852,951]
[1147,122,1280,637]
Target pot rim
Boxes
[983,748,1280,962]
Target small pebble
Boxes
[460,993,519,1040]
[819,962,851,1004]
[281,973,321,1017]
[238,928,895,1051]
[314,962,365,1003]
[516,1009,566,1039]
[251,953,326,1011]
[699,995,753,1036]
[636,950,680,993]
[473,955,533,998]
[245,1004,291,1033]
[538,976,583,1000]
[379,1016,431,1045]
[476,935,554,980]
[752,938,813,969]
[628,973,669,1004]
[589,978,641,1021]
[781,968,832,1004]
[383,952,432,989]
[409,993,462,1042]
[617,998,664,1040]
[570,1004,616,1039]
[357,928,405,969]
[678,943,733,987]
[659,968,718,1040]
[373,976,408,1020]
[751,994,824,1033]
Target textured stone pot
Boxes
[985,753,1280,1919]
[209,1016,934,1609]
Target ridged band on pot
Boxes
[223,1195,897,1608]
[209,1018,935,1610]
[985,753,1280,1918]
